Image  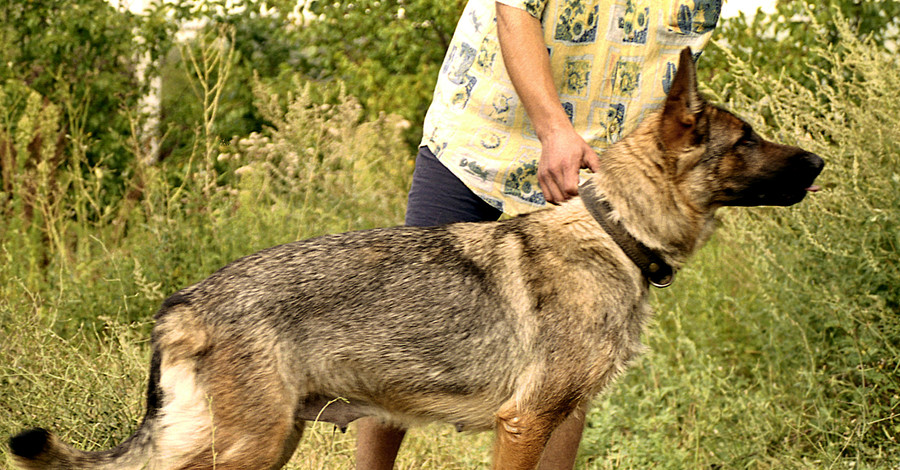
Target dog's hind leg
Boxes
[273,420,306,469]
[152,347,304,470]
[152,308,303,469]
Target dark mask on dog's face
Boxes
[710,120,825,207]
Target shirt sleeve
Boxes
[495,0,548,19]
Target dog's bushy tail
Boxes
[9,351,162,470]
[9,425,153,470]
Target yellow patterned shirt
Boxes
[420,0,721,215]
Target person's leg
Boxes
[354,418,407,470]
[536,404,587,470]
[355,146,501,469]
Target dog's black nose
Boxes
[800,152,825,193]
[805,152,825,175]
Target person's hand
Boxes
[538,129,601,204]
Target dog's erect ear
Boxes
[660,47,704,148]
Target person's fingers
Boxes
[562,160,580,198]
[542,165,579,203]
[539,167,566,204]
[538,134,597,204]
[583,146,602,173]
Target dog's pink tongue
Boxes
[806,185,821,192]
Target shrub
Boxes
[711,19,900,460]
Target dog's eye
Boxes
[737,127,758,147]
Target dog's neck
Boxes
[579,183,675,287]
[579,115,718,273]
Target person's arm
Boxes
[495,2,600,204]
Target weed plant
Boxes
[2,19,898,470]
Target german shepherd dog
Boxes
[9,48,823,470]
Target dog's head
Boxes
[660,48,824,208]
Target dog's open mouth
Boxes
[806,185,821,192]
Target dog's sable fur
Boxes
[10,48,823,470]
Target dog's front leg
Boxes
[492,403,560,470]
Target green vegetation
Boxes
[1,1,898,468]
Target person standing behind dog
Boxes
[356,0,721,468]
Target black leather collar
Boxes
[580,184,675,288]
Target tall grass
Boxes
[2,19,898,470]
